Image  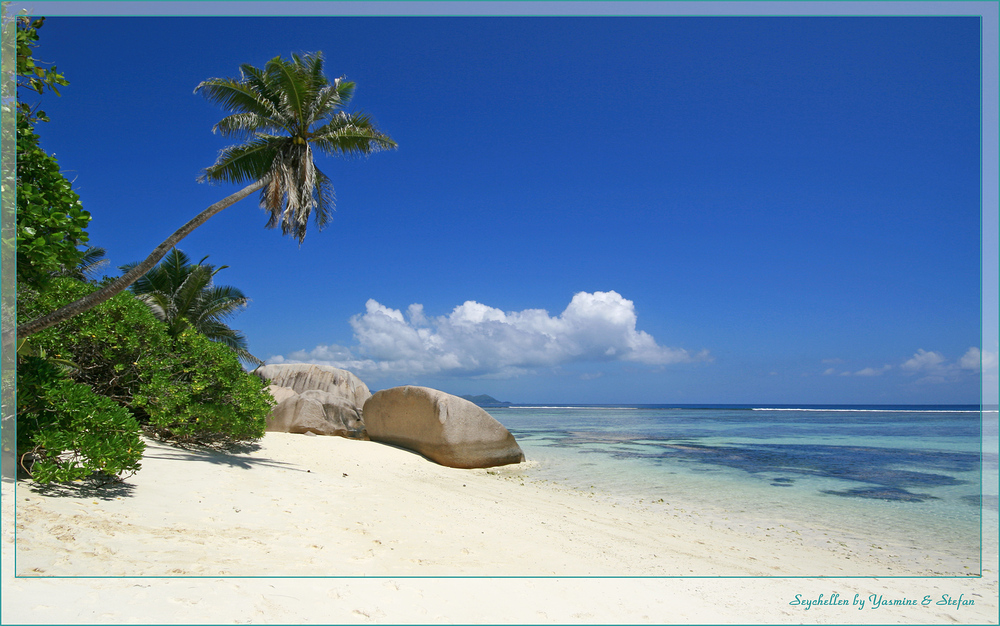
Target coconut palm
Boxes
[73,246,110,280]
[55,246,109,282]
[14,51,395,340]
[121,248,262,366]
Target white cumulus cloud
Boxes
[958,346,999,373]
[274,290,710,379]
[901,349,947,372]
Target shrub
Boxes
[16,118,91,290]
[19,276,273,455]
[134,328,273,443]
[18,277,172,406]
[17,356,144,483]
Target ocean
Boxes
[484,404,996,574]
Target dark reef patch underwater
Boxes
[541,435,976,501]
[492,405,986,561]
[497,405,982,504]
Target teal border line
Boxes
[3,0,1000,18]
[1,1,997,593]
[1,3,17,485]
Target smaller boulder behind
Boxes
[267,384,298,405]
[257,364,370,439]
[256,363,371,407]
[267,390,366,438]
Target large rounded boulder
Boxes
[363,386,525,469]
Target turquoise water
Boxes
[486,405,992,565]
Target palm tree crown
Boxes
[121,249,262,367]
[15,50,395,342]
[195,51,397,243]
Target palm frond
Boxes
[55,246,109,281]
[237,350,266,367]
[194,76,275,120]
[310,112,398,156]
[259,143,322,243]
[76,246,109,279]
[123,249,260,365]
[312,169,336,231]
[136,292,171,323]
[195,319,253,354]
[213,112,288,139]
[307,54,329,100]
[198,51,395,244]
[160,248,194,282]
[307,77,353,121]
[267,54,311,130]
[197,320,264,366]
[333,77,355,106]
[308,85,344,124]
[124,248,190,297]
[119,261,147,292]
[172,266,215,322]
[200,136,279,185]
[191,287,249,326]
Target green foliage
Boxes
[10,15,271,484]
[121,248,263,366]
[196,51,396,243]
[17,277,171,405]
[16,116,91,289]
[16,356,144,483]
[15,15,70,123]
[18,277,273,465]
[135,329,272,443]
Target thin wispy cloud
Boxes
[272,291,710,380]
[821,347,992,383]
[825,364,892,377]
[900,347,987,385]
[854,365,892,377]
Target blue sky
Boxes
[15,4,997,404]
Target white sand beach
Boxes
[3,432,997,624]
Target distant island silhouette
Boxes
[460,394,512,407]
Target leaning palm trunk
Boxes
[11,176,269,341]
[13,51,394,343]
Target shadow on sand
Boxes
[18,437,308,499]
[139,437,304,473]
[18,475,138,500]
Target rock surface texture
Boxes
[256,363,371,407]
[267,384,298,405]
[256,364,371,439]
[363,386,525,469]
[266,390,366,438]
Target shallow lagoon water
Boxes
[487,405,991,568]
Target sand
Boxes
[3,432,997,624]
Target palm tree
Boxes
[73,246,110,281]
[55,246,109,282]
[14,51,396,341]
[121,248,263,367]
